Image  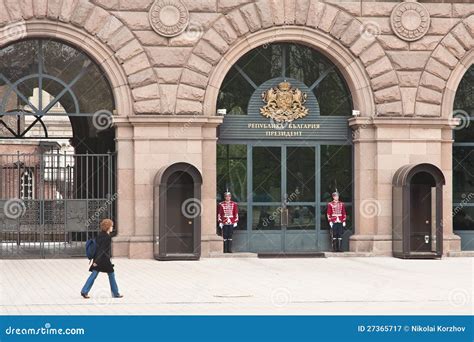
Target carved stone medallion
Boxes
[149,0,189,37]
[260,81,309,123]
[390,1,430,42]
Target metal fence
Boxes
[0,151,116,258]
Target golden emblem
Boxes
[260,81,308,122]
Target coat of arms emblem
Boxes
[260,81,308,122]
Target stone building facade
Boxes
[0,0,473,258]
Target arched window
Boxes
[453,65,474,248]
[0,39,115,152]
[217,43,352,116]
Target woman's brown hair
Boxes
[100,219,113,232]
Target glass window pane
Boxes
[0,40,39,84]
[217,68,254,115]
[453,115,474,143]
[287,146,315,202]
[234,205,247,231]
[252,205,282,230]
[287,205,315,230]
[217,43,353,118]
[287,43,352,117]
[320,145,352,203]
[216,144,247,202]
[71,64,115,113]
[0,39,115,117]
[228,144,247,158]
[237,44,282,86]
[453,147,474,203]
[453,65,473,142]
[252,146,281,202]
[42,40,89,85]
[217,143,227,158]
[453,206,474,231]
[314,71,353,116]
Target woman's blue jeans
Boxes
[81,270,120,297]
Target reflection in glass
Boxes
[252,206,282,230]
[453,65,474,235]
[253,146,281,202]
[0,40,38,84]
[217,69,254,115]
[0,39,115,149]
[238,44,282,86]
[320,145,352,203]
[287,206,315,230]
[217,43,352,116]
[0,39,114,115]
[234,205,247,231]
[453,65,473,142]
[287,147,315,202]
[453,147,474,203]
[453,206,474,231]
[216,144,247,202]
[453,117,474,143]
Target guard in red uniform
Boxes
[217,190,239,253]
[327,191,347,252]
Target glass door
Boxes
[250,146,283,252]
[217,142,353,253]
[284,146,317,251]
[250,145,318,252]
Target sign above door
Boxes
[218,77,350,142]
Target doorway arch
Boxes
[392,163,445,258]
[154,163,202,260]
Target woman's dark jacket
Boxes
[90,231,114,273]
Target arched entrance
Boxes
[154,163,202,260]
[393,163,445,258]
[216,42,353,253]
[0,39,117,258]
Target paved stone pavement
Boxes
[0,257,472,315]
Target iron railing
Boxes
[0,151,116,258]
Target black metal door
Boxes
[0,151,116,258]
[164,171,194,255]
[410,184,431,252]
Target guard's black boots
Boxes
[332,239,337,252]
[228,240,232,253]
[337,239,343,252]
[223,240,228,253]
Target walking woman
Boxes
[81,219,123,298]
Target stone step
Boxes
[324,252,377,257]
[258,252,325,258]
[209,252,258,258]
[447,251,474,257]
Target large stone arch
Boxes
[177,0,402,117]
[415,14,474,118]
[0,0,160,115]
[441,47,474,120]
